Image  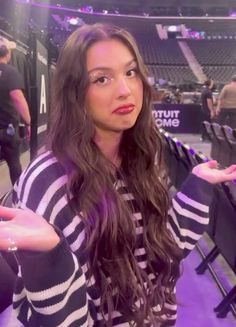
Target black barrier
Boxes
[152,103,203,134]
[29,39,49,158]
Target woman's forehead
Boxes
[86,39,135,71]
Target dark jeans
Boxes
[0,127,22,185]
[218,108,236,129]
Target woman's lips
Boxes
[113,105,134,114]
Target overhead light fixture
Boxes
[68,17,79,25]
[66,16,85,26]
[168,25,177,32]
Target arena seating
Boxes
[202,66,236,85]
[137,38,188,65]
[160,128,236,318]
[4,11,236,88]
[222,125,236,166]
[160,129,209,189]
[202,121,236,167]
[147,65,197,86]
[196,182,236,318]
[211,122,227,165]
[187,40,236,66]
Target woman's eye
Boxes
[93,76,110,85]
[126,69,137,77]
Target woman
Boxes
[0,23,236,327]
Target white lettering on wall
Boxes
[39,74,47,114]
[37,124,47,135]
[152,110,180,128]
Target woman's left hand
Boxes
[192,160,236,184]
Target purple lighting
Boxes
[80,6,93,13]
[189,148,195,155]
[15,0,79,13]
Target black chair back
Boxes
[202,121,214,141]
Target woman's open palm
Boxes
[192,161,236,184]
[0,206,60,252]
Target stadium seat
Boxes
[169,137,191,188]
[211,122,227,166]
[208,122,221,160]
[162,132,179,187]
[222,125,236,165]
[202,121,214,142]
[195,182,236,318]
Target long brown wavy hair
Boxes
[48,23,182,326]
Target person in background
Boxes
[216,75,236,128]
[0,24,236,327]
[0,37,31,185]
[201,79,214,141]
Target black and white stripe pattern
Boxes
[12,152,214,326]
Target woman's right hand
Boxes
[0,206,60,252]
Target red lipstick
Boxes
[113,104,134,114]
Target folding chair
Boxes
[222,125,236,166]
[211,122,225,163]
[202,121,214,142]
[170,137,190,189]
[196,182,236,318]
[162,132,179,187]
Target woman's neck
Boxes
[94,130,122,168]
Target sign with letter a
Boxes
[39,74,46,114]
[35,40,49,149]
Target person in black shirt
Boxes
[201,79,214,141]
[0,37,31,185]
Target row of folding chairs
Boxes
[195,181,236,318]
[159,128,236,319]
[160,128,208,189]
[203,121,236,168]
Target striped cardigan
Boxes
[12,151,214,327]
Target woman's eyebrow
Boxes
[88,59,136,74]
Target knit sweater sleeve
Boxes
[11,152,89,327]
[167,173,214,258]
[14,238,88,327]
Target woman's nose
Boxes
[116,78,132,97]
